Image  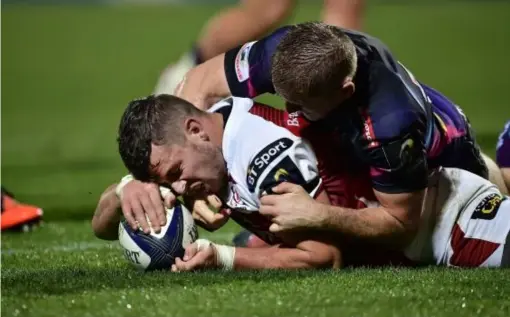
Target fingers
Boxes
[270,182,301,194]
[193,200,219,224]
[192,213,210,230]
[173,257,195,272]
[121,200,138,231]
[183,242,198,261]
[137,191,160,233]
[259,204,279,217]
[269,223,283,233]
[219,208,231,217]
[206,195,223,210]
[172,249,209,272]
[137,187,162,233]
[162,191,176,209]
[131,198,151,234]
[192,211,228,232]
[159,186,176,209]
[260,194,278,206]
[148,186,167,227]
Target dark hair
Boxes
[117,94,204,181]
[271,21,357,103]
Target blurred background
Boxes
[2,0,510,222]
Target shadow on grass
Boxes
[43,206,98,222]
[2,266,325,297]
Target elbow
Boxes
[387,210,420,248]
[91,216,119,241]
[307,245,342,269]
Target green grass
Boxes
[2,2,510,317]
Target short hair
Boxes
[271,21,358,102]
[117,94,204,181]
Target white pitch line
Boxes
[1,232,236,255]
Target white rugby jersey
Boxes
[208,97,322,243]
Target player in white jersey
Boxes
[372,167,510,267]
[93,95,510,270]
[112,94,341,270]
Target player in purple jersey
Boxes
[497,121,510,192]
[154,0,365,96]
[175,22,504,249]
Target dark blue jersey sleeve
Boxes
[357,62,430,194]
[224,26,292,98]
[497,121,510,168]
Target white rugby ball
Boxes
[118,201,198,271]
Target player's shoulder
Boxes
[220,104,318,198]
[218,97,299,168]
[359,61,429,141]
[498,120,510,140]
[496,120,510,168]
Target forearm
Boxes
[92,184,122,240]
[319,204,413,246]
[182,54,231,110]
[233,242,341,270]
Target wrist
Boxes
[115,174,134,198]
[194,239,236,271]
[212,244,236,271]
[314,202,332,230]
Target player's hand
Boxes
[118,180,174,234]
[259,182,324,233]
[171,239,218,272]
[187,195,231,231]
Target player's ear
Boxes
[184,117,209,142]
[341,78,355,99]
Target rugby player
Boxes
[155,0,364,95]
[497,121,510,192]
[95,95,343,270]
[174,21,503,247]
[93,95,510,270]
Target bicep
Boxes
[373,189,425,228]
[224,26,291,97]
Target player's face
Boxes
[279,80,354,121]
[149,141,227,197]
[285,98,340,121]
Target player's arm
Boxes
[314,189,424,246]
[176,27,292,110]
[261,125,428,247]
[233,241,341,270]
[173,190,342,271]
[91,183,122,241]
[234,189,341,270]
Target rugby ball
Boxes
[118,201,198,271]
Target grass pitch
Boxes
[2,2,510,316]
